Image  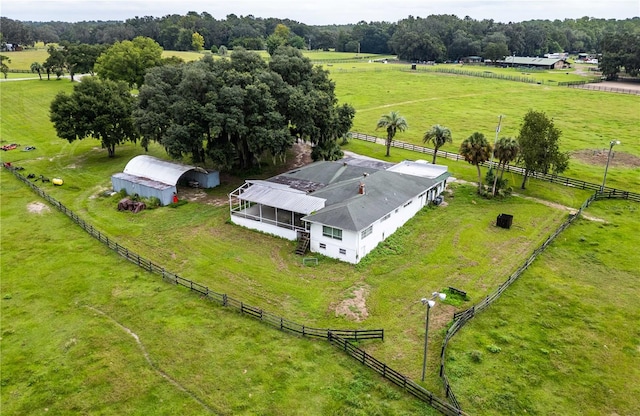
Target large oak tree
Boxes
[135,47,354,170]
[50,77,139,157]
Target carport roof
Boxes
[123,155,206,186]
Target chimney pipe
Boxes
[359,182,365,195]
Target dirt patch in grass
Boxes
[179,142,314,206]
[27,201,50,214]
[334,285,370,322]
[572,149,640,168]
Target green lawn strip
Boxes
[444,200,640,415]
[1,176,437,415]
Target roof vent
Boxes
[358,182,365,195]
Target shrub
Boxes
[487,344,502,353]
[469,350,483,363]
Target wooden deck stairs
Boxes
[295,232,310,255]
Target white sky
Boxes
[2,0,639,24]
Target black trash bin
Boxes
[497,213,513,229]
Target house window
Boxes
[381,213,391,222]
[361,225,373,239]
[403,200,413,208]
[319,243,326,249]
[322,226,342,240]
[339,248,346,255]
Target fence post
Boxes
[222,294,227,306]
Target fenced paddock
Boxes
[5,164,470,415]
[438,188,639,407]
[7,159,636,415]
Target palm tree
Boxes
[459,132,492,194]
[30,62,44,80]
[491,137,520,195]
[376,111,408,157]
[423,124,452,164]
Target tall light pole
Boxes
[600,140,621,192]
[421,291,446,382]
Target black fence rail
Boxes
[595,189,640,202]
[438,192,601,409]
[6,165,472,415]
[4,166,383,345]
[350,132,640,200]
[329,334,467,416]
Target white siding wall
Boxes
[307,181,446,264]
[308,224,359,264]
[230,215,298,240]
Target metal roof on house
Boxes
[239,180,326,214]
[387,160,449,180]
[502,56,564,66]
[303,169,448,231]
[123,155,206,186]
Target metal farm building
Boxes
[111,155,219,205]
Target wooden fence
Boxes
[438,192,601,407]
[5,165,470,415]
[350,132,640,200]
[567,84,640,95]
[4,166,382,343]
[329,334,467,415]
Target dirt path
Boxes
[84,305,215,413]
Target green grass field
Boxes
[2,59,639,415]
[445,200,640,415]
[0,175,436,415]
[330,68,640,192]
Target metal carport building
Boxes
[111,155,219,206]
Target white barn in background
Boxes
[229,157,450,264]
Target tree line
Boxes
[49,43,354,169]
[2,14,639,62]
[377,109,568,196]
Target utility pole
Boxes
[491,114,503,168]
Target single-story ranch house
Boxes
[229,157,450,264]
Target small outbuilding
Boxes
[111,155,219,206]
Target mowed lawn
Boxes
[1,70,639,415]
[0,176,436,415]
[445,200,640,415]
[330,68,640,193]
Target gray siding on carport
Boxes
[180,170,220,188]
[111,173,176,206]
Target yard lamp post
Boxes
[421,291,446,382]
[600,140,621,192]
